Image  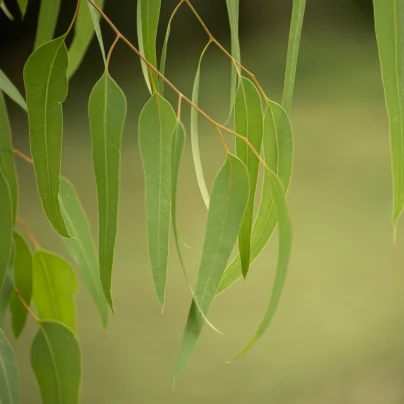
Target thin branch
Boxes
[14,288,39,322]
[106,35,120,71]
[13,148,33,164]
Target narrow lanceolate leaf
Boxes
[88,2,106,63]
[24,36,71,238]
[139,94,177,309]
[282,0,306,113]
[89,72,126,311]
[9,232,32,339]
[0,258,13,330]
[191,59,210,209]
[34,0,61,49]
[31,321,81,404]
[0,2,13,20]
[0,92,18,222]
[137,0,161,92]
[0,330,21,404]
[67,0,105,77]
[32,250,78,333]
[217,101,293,294]
[17,0,28,17]
[173,154,249,387]
[374,0,404,236]
[0,70,27,111]
[60,177,109,329]
[159,24,171,95]
[235,77,264,278]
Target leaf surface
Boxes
[159,24,170,95]
[0,70,27,111]
[0,258,13,331]
[34,0,61,49]
[88,2,106,63]
[17,0,28,17]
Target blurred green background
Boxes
[3,0,404,403]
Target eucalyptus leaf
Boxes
[0,2,13,20]
[32,250,78,333]
[159,24,171,95]
[60,177,109,329]
[89,72,127,310]
[88,1,106,63]
[139,93,177,309]
[31,321,81,404]
[0,69,27,111]
[0,258,13,330]
[17,0,28,17]
[173,154,249,387]
[23,35,71,238]
[34,0,61,49]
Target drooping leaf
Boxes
[374,0,404,236]
[89,72,126,311]
[0,257,13,330]
[191,57,210,209]
[173,154,249,387]
[9,232,32,339]
[88,1,106,63]
[17,0,28,17]
[235,77,263,278]
[282,0,306,113]
[159,24,171,95]
[137,0,151,94]
[23,35,71,238]
[0,2,14,20]
[60,177,109,329]
[32,250,78,333]
[31,321,81,404]
[0,69,27,111]
[34,0,61,49]
[67,0,105,77]
[217,101,293,294]
[0,92,18,222]
[138,94,177,309]
[0,330,21,404]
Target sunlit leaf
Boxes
[17,0,28,17]
[9,232,32,339]
[89,72,126,311]
[0,69,27,111]
[88,1,106,63]
[34,0,61,49]
[159,24,170,95]
[374,0,404,237]
[60,177,109,329]
[0,330,21,404]
[67,0,104,77]
[217,101,293,294]
[31,321,81,404]
[173,154,249,387]
[235,77,263,278]
[282,0,306,113]
[138,94,177,309]
[32,250,78,333]
[23,35,71,238]
[0,257,13,330]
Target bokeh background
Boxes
[3,0,404,403]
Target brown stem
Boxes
[14,288,39,322]
[13,148,33,164]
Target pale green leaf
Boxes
[282,0,306,113]
[34,0,61,49]
[0,257,13,330]
[374,0,404,235]
[67,0,105,77]
[32,250,78,333]
[235,77,263,278]
[60,177,109,329]
[9,232,32,339]
[89,72,127,311]
[139,94,177,309]
[23,36,71,238]
[0,330,21,404]
[217,101,293,294]
[31,321,81,404]
[17,0,28,17]
[159,24,171,95]
[1,2,13,20]
[173,154,249,386]
[88,1,106,63]
[0,70,27,111]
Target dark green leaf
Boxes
[88,2,106,63]
[23,35,71,238]
[159,24,170,95]
[138,94,177,309]
[89,72,127,311]
[0,258,13,330]
[31,321,81,404]
[0,69,27,111]
[34,0,61,49]
[17,0,28,17]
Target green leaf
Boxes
[282,0,306,113]
[89,72,126,311]
[67,0,105,78]
[0,92,18,222]
[138,94,177,309]
[9,232,32,339]
[31,321,81,404]
[191,58,210,209]
[17,0,28,17]
[1,2,14,20]
[60,177,109,329]
[88,2,106,63]
[23,36,71,238]
[34,0,61,49]
[173,154,249,387]
[0,330,21,404]
[217,101,293,294]
[159,24,171,95]
[137,0,161,92]
[235,77,263,278]
[0,257,13,331]
[0,69,27,111]
[32,250,78,333]
[374,0,404,236]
